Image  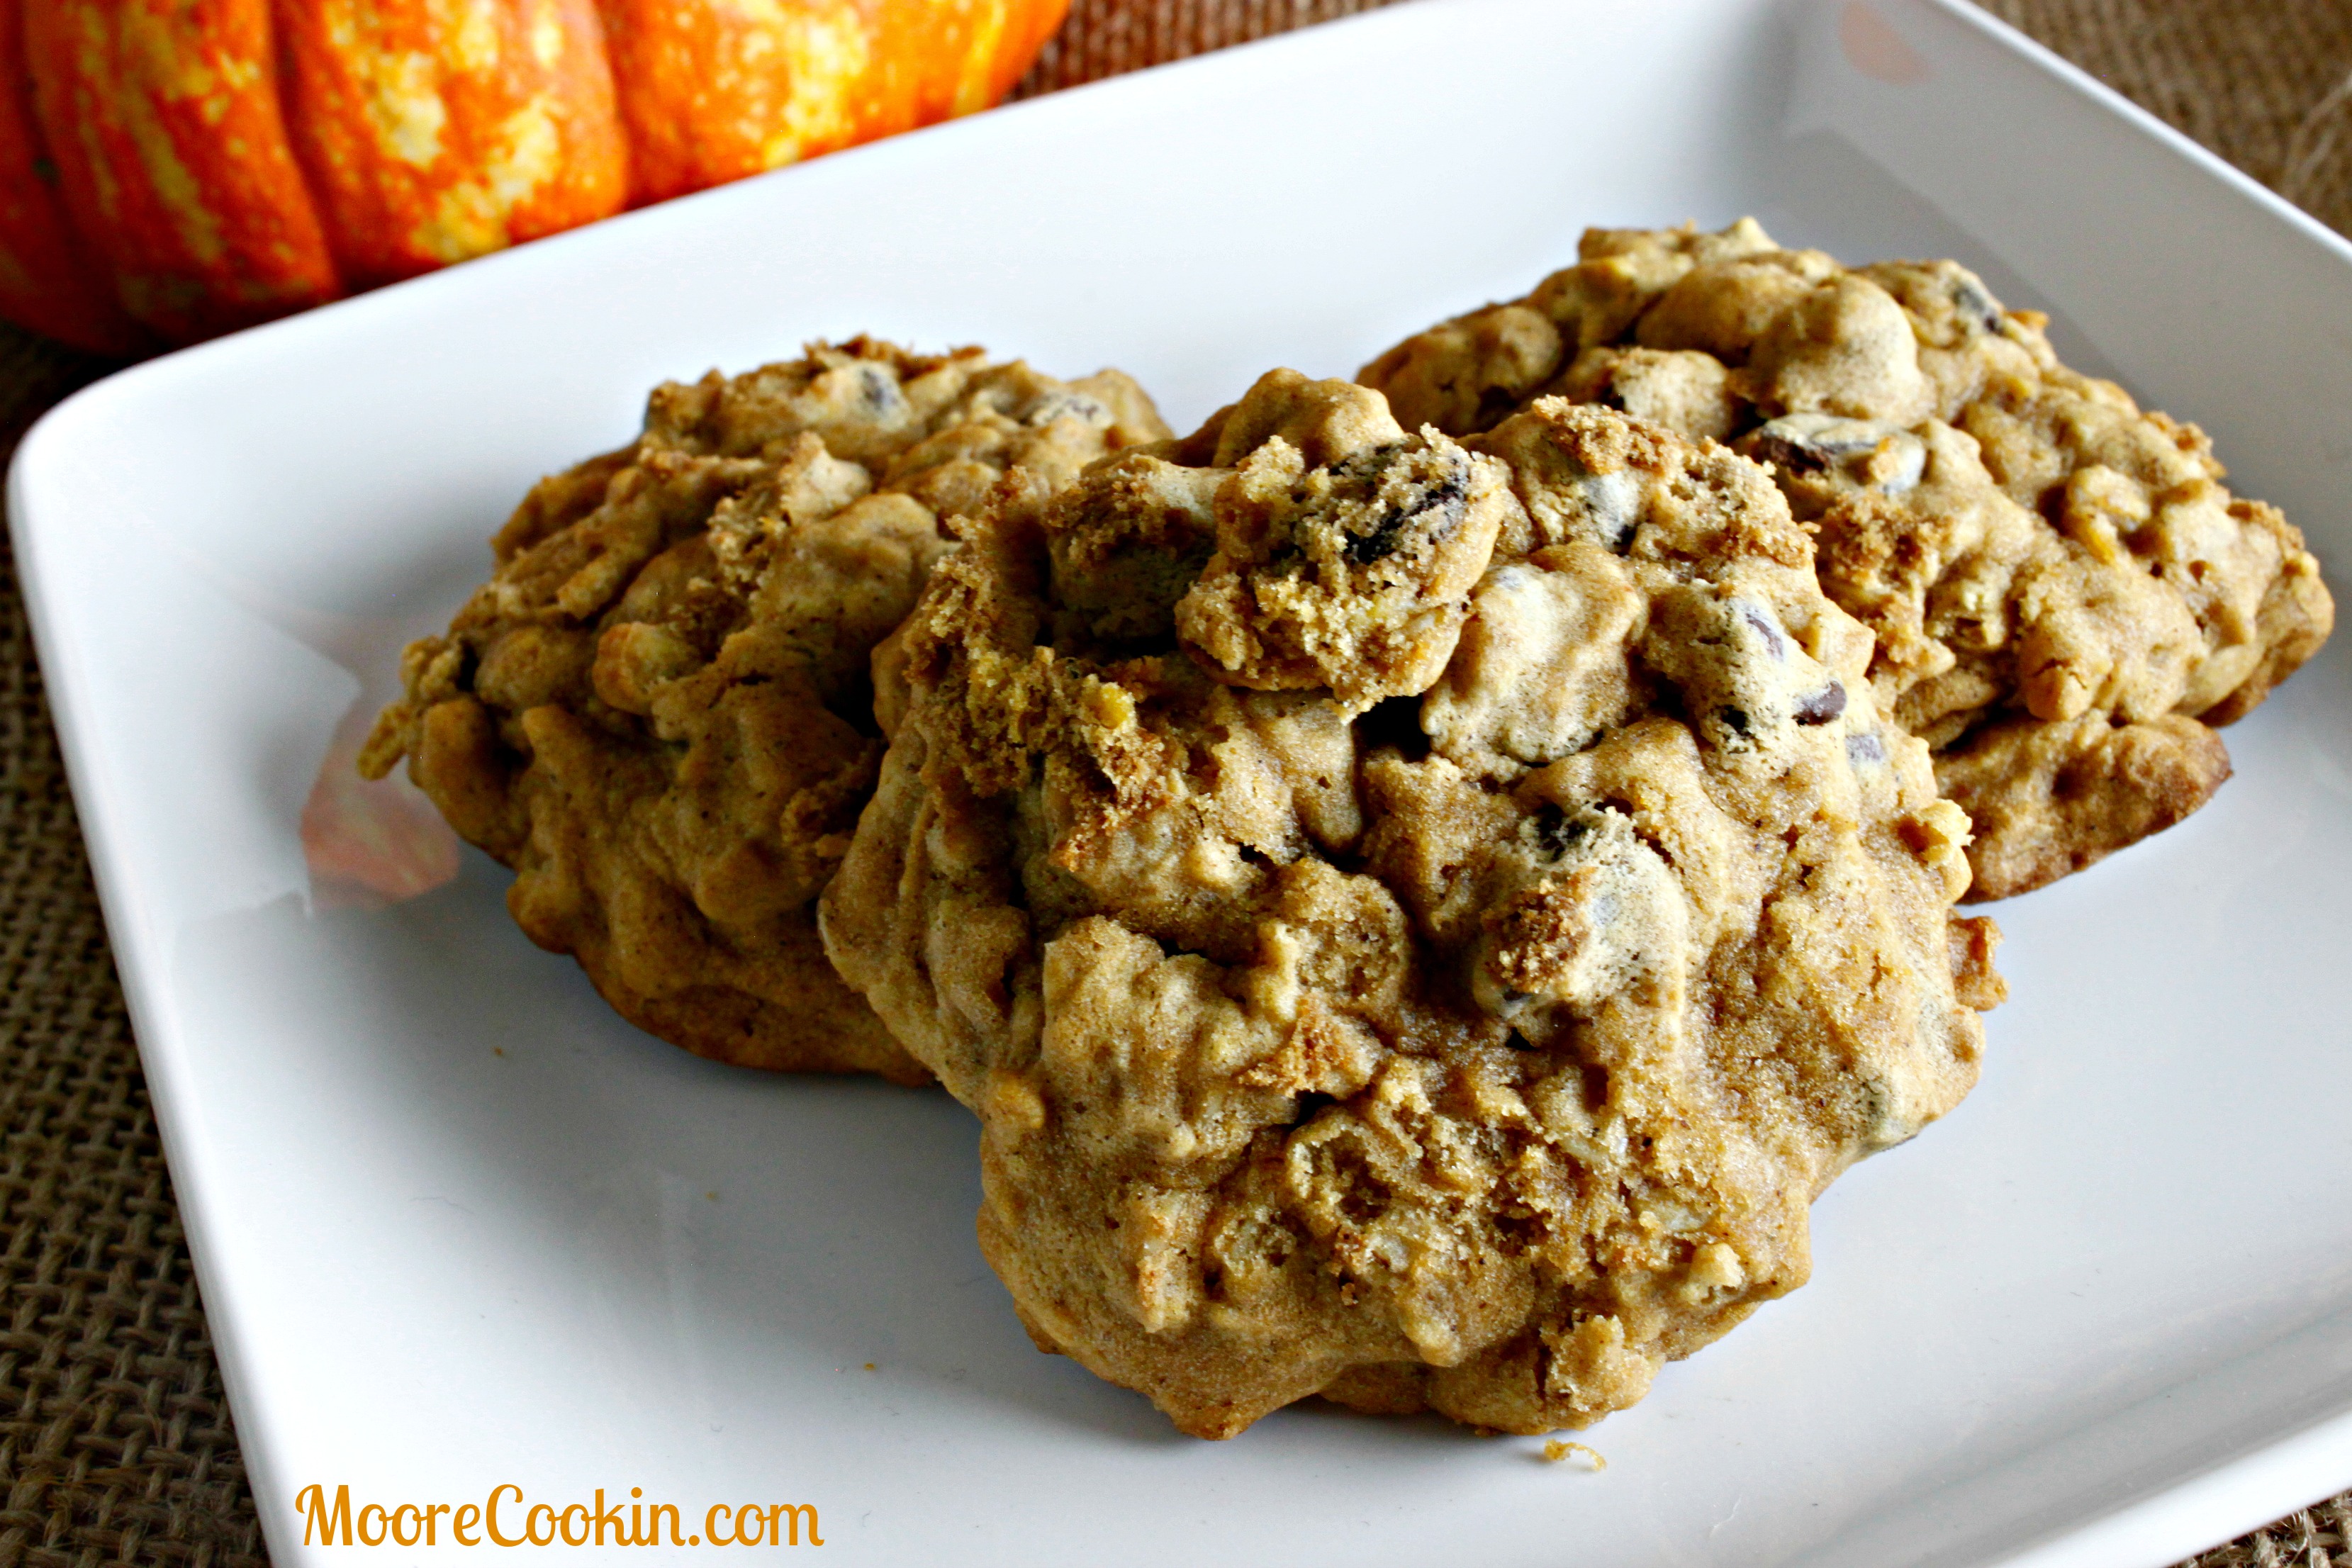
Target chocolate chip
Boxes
[1739,606,1787,661]
[1026,390,1108,427]
[1529,803,1591,857]
[1749,429,1830,477]
[1754,415,1884,466]
[1745,415,1925,495]
[1581,470,1642,551]
[1953,274,2006,335]
[1341,507,1409,564]
[1847,731,1885,766]
[857,364,902,415]
[1339,452,1469,566]
[1796,683,1847,724]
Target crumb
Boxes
[1542,1440,1606,1470]
[863,1362,876,1372]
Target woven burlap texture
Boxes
[0,3,2346,1563]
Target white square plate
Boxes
[14,1,2352,1562]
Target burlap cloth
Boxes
[0,2,2344,1562]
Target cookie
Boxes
[361,338,1169,1081]
[1360,220,2334,898]
[819,371,1999,1437]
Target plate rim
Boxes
[11,1,2352,1562]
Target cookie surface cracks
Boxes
[1360,221,2334,898]
[822,374,1998,1437]
[362,337,1168,1080]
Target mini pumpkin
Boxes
[0,0,1067,353]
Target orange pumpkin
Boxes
[0,0,1068,354]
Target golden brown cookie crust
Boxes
[363,338,1170,1080]
[822,373,1997,1437]
[1360,221,2334,900]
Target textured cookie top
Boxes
[362,338,1167,1080]
[1361,220,2334,897]
[822,371,1999,1438]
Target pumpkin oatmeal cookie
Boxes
[1360,220,2334,898]
[361,338,1168,1080]
[819,371,1999,1436]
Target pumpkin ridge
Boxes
[275,0,627,291]
[0,0,148,353]
[24,0,341,344]
[1,0,1069,346]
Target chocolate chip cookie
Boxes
[1360,220,2334,898]
[362,338,1168,1080]
[820,371,1999,1436]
